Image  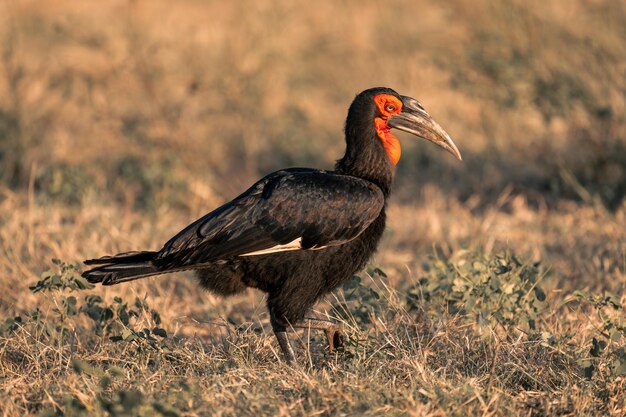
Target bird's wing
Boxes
[155,169,384,268]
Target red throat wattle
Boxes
[374,117,401,165]
[373,94,403,165]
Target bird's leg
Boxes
[270,317,296,364]
[274,330,296,364]
[293,314,345,352]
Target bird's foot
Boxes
[324,323,345,353]
[272,315,346,364]
[297,317,345,353]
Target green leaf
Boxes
[71,358,105,377]
[117,389,143,409]
[108,366,125,377]
[118,305,130,326]
[152,402,181,417]
[64,296,78,316]
[342,276,361,291]
[590,337,606,357]
[152,327,167,338]
[371,267,388,278]
[534,287,546,301]
[580,360,594,379]
[609,327,622,342]
[100,374,112,389]
[614,361,626,376]
[74,275,95,290]
[0,316,23,334]
[121,328,136,341]
[152,310,162,325]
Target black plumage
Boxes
[83,87,461,363]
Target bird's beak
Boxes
[388,96,462,161]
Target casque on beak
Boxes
[388,96,462,161]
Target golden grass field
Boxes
[0,0,625,415]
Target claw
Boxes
[324,324,345,352]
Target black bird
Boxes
[82,87,461,363]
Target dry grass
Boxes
[0,0,625,416]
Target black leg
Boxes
[269,307,344,363]
[270,316,296,364]
[274,330,296,364]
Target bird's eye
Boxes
[385,104,396,112]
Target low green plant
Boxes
[7,259,168,349]
[333,267,389,326]
[37,358,186,417]
[1,260,178,416]
[570,290,626,378]
[2,255,623,415]
[34,164,95,206]
[401,251,625,381]
[406,251,547,333]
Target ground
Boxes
[0,1,625,416]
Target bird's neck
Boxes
[335,132,395,197]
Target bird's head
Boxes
[345,87,462,165]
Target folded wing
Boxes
[154,169,385,269]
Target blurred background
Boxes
[1,0,624,208]
[0,0,624,306]
[0,2,625,414]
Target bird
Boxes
[82,87,461,363]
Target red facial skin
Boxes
[373,94,403,165]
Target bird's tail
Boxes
[82,251,162,285]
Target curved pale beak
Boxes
[388,96,462,161]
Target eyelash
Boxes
[385,104,395,112]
